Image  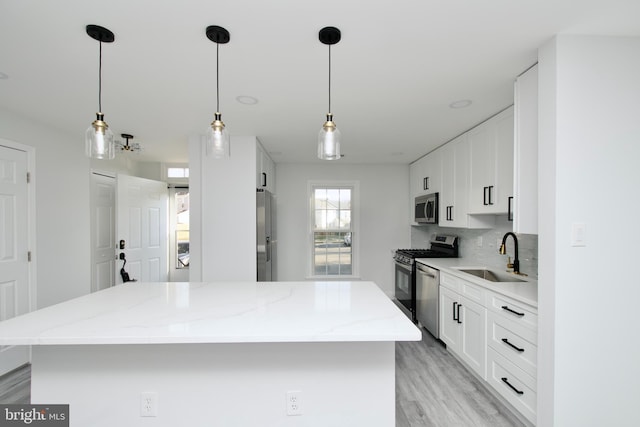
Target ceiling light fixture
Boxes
[449,99,473,109]
[85,25,116,160]
[205,25,231,158]
[317,26,342,160]
[117,133,141,152]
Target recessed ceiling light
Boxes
[0,72,9,80]
[449,99,472,109]
[236,95,259,105]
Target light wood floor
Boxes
[0,364,30,404]
[396,329,524,427]
[1,333,523,426]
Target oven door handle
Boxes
[394,261,412,272]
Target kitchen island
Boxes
[0,281,420,427]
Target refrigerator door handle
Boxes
[266,236,271,262]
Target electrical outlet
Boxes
[286,391,303,416]
[140,392,158,417]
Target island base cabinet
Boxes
[487,347,537,425]
[31,342,396,427]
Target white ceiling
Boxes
[1,0,639,164]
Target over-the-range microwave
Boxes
[414,193,438,224]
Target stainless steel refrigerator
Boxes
[257,189,276,281]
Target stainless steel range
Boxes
[393,234,458,323]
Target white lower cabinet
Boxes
[439,274,487,379]
[487,348,537,424]
[486,291,537,425]
[439,272,538,425]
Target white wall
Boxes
[538,35,640,427]
[275,163,409,296]
[0,107,141,309]
[0,107,91,308]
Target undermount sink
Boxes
[457,268,527,283]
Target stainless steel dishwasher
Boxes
[416,263,440,339]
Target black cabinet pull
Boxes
[508,196,513,221]
[456,303,462,324]
[261,172,267,187]
[501,305,525,317]
[501,338,525,352]
[423,177,429,190]
[483,186,488,205]
[488,186,494,205]
[452,302,458,321]
[501,377,524,395]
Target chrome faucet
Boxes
[499,232,520,275]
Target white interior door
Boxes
[90,173,116,292]
[0,144,30,375]
[116,174,168,284]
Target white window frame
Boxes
[307,180,360,279]
[163,163,189,184]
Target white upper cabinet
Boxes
[468,107,514,214]
[256,141,275,193]
[439,135,469,228]
[439,135,494,229]
[410,149,441,197]
[513,64,538,234]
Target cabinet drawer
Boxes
[488,292,537,331]
[487,312,537,377]
[487,347,537,425]
[440,272,460,293]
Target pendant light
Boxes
[205,25,231,158]
[85,25,116,160]
[318,26,342,160]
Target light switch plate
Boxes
[571,222,587,247]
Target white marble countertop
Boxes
[0,281,421,345]
[415,258,538,307]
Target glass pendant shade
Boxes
[205,113,230,158]
[85,113,115,159]
[318,114,341,160]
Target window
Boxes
[310,183,358,277]
[167,167,189,179]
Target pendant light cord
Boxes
[216,42,220,113]
[328,44,332,114]
[98,41,103,113]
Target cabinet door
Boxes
[256,143,275,193]
[468,108,514,214]
[493,108,514,213]
[468,120,495,213]
[439,286,460,349]
[459,296,487,379]
[409,158,425,197]
[410,151,441,197]
[439,144,454,224]
[513,64,538,234]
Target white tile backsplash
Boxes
[411,215,538,278]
